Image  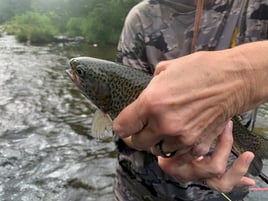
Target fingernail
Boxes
[228,120,233,130]
[246,152,255,165]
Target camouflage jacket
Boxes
[114,0,268,201]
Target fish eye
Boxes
[75,65,86,78]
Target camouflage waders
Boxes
[114,0,268,200]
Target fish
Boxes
[66,56,268,184]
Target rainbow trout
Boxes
[66,56,268,183]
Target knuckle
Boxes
[180,135,196,147]
[192,144,210,156]
[199,146,210,156]
[159,123,182,137]
[210,164,226,176]
[155,60,168,73]
[155,61,164,71]
[141,90,161,114]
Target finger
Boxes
[158,127,227,182]
[157,153,199,182]
[238,176,256,187]
[158,141,230,183]
[191,121,229,157]
[157,156,191,181]
[154,59,174,76]
[207,151,255,192]
[209,120,233,167]
[113,97,146,138]
[185,121,233,179]
[191,139,213,157]
[223,151,255,186]
[131,126,161,150]
[173,151,202,166]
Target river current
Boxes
[0,34,267,201]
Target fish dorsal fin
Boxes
[91,110,113,138]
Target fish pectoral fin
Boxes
[91,110,113,138]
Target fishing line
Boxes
[249,187,268,191]
[220,187,268,201]
[221,192,233,201]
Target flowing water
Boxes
[0,34,267,201]
[0,35,116,201]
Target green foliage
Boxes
[66,17,87,36]
[5,12,58,44]
[1,0,141,45]
[64,0,140,44]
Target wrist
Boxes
[229,41,268,112]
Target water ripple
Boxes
[0,35,115,201]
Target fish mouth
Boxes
[66,69,74,80]
[66,68,91,105]
[66,69,81,86]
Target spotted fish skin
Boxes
[67,57,151,119]
[66,56,268,183]
[232,115,268,179]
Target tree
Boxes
[2,0,141,45]
[83,0,140,44]
[0,0,32,23]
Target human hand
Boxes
[157,121,256,193]
[113,50,251,157]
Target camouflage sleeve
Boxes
[238,0,268,43]
[116,3,153,73]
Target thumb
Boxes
[113,97,147,138]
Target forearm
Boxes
[183,41,268,120]
[227,41,268,114]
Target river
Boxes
[0,34,267,201]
